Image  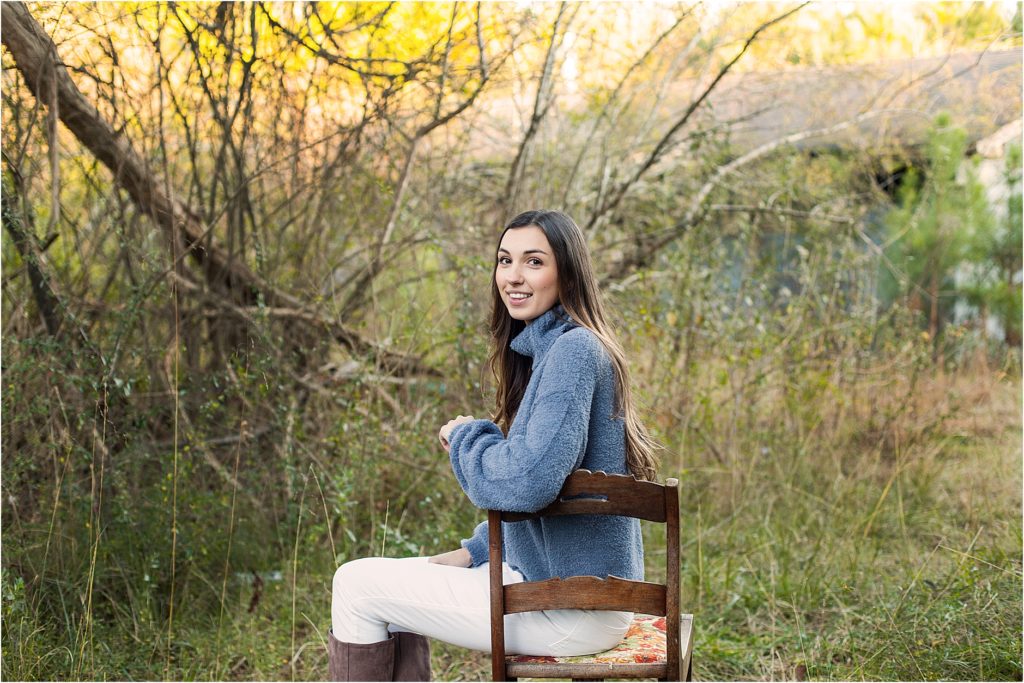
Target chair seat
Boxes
[509,614,668,666]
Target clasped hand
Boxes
[438,414,475,452]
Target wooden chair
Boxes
[487,470,693,681]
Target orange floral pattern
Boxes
[508,614,667,665]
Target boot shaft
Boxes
[328,630,395,681]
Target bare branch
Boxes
[584,2,810,233]
[1,2,437,376]
[602,107,921,283]
[562,7,693,207]
[502,1,573,212]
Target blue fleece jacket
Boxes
[448,305,644,583]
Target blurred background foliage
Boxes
[1,1,1021,680]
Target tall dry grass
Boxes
[3,315,1019,681]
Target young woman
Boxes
[329,210,659,681]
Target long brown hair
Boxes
[487,210,660,481]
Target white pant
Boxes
[332,556,632,656]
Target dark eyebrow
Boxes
[497,248,549,255]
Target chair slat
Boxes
[503,576,667,615]
[505,661,667,679]
[502,470,667,523]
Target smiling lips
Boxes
[507,291,532,307]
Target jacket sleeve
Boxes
[460,520,490,567]
[448,330,600,513]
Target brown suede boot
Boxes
[328,629,395,681]
[392,632,431,681]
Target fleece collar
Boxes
[510,304,577,364]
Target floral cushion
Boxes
[508,614,666,665]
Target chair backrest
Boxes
[488,469,680,681]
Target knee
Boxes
[332,557,377,600]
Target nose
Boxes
[505,264,523,285]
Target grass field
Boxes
[2,366,1020,681]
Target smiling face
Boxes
[495,225,560,323]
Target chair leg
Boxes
[663,659,692,682]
